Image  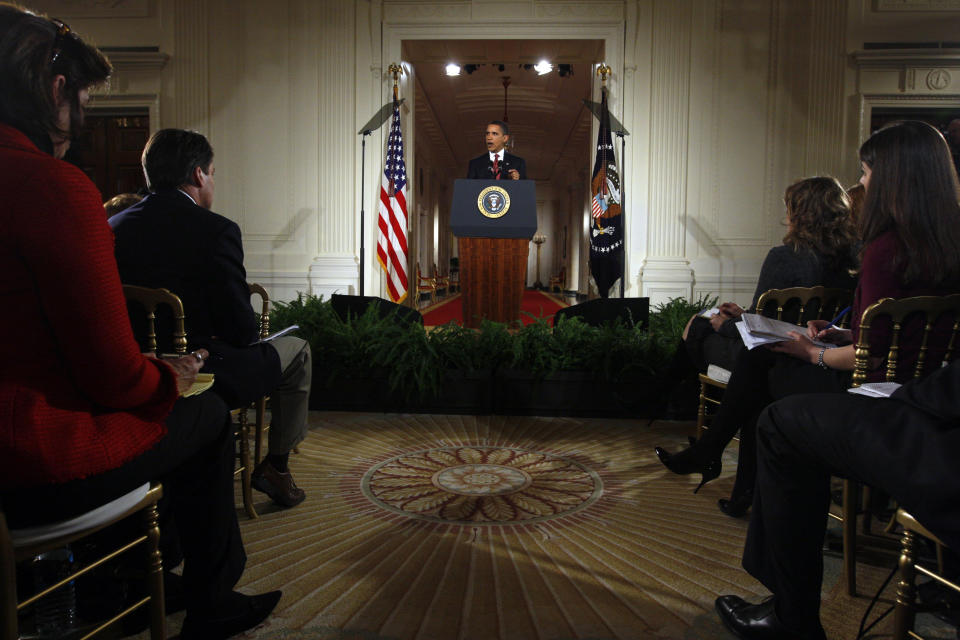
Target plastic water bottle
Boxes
[31,546,77,638]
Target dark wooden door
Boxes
[64,112,150,200]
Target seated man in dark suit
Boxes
[715,359,960,640]
[110,129,311,508]
[466,120,527,180]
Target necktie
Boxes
[492,154,500,180]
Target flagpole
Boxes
[618,129,626,298]
[359,133,367,296]
[598,64,626,298]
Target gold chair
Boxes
[232,283,272,520]
[696,286,854,438]
[891,508,956,640]
[414,263,436,308]
[122,285,187,356]
[448,269,459,294]
[0,486,166,640]
[0,284,188,639]
[433,263,449,299]
[841,294,960,596]
[549,267,566,293]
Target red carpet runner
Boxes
[421,289,568,326]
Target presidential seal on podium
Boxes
[477,185,510,219]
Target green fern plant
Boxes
[270,293,719,403]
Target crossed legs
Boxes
[726,391,959,638]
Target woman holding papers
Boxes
[680,176,858,376]
[655,120,960,518]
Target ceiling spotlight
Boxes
[534,60,553,75]
[464,64,479,75]
[497,64,505,72]
[557,64,573,78]
[445,63,461,76]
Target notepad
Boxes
[252,324,300,345]
[181,373,214,397]
[735,313,835,350]
[847,382,901,398]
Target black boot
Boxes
[654,444,721,493]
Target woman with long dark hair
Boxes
[655,120,960,518]
[0,5,279,637]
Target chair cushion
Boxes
[10,483,150,546]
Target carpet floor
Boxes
[421,291,567,326]
[148,413,953,640]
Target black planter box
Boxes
[310,365,659,418]
[309,368,492,414]
[493,369,659,417]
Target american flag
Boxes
[376,99,409,303]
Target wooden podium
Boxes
[451,179,537,328]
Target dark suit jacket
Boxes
[109,189,281,408]
[467,152,527,180]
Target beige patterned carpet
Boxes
[150,412,951,640]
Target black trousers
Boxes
[2,393,245,608]
[744,392,960,634]
[684,315,744,373]
[698,347,848,498]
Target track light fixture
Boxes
[453,63,573,77]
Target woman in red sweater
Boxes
[0,6,278,638]
[655,120,960,520]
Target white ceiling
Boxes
[405,39,605,182]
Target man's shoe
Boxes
[252,460,306,507]
[715,595,825,640]
[180,589,281,640]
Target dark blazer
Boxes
[467,152,527,180]
[109,189,281,408]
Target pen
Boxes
[826,306,851,329]
[817,306,851,338]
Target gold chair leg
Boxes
[842,479,857,596]
[0,512,19,640]
[696,381,708,440]
[142,502,167,640]
[892,528,918,640]
[238,409,258,519]
[862,485,875,535]
[253,398,266,468]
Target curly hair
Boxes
[782,176,858,272]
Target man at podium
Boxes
[467,120,527,180]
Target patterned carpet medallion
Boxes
[362,446,602,525]
[204,412,921,640]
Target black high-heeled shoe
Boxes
[718,491,754,518]
[654,446,722,493]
